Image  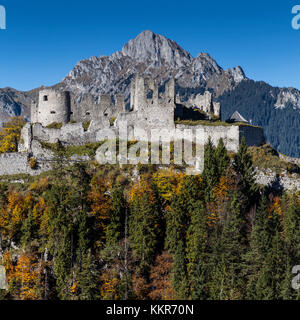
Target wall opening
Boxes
[50,111,56,114]
[147,90,153,100]
[43,95,48,102]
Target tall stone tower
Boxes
[130,76,146,111]
[32,89,71,127]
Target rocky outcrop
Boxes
[275,88,300,110]
[255,167,300,192]
[0,88,31,125]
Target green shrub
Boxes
[109,117,116,126]
[82,121,91,131]
[46,122,63,129]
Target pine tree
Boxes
[21,210,34,248]
[215,138,230,177]
[165,195,186,254]
[129,190,161,273]
[45,159,77,299]
[186,202,208,299]
[106,184,126,247]
[244,194,270,299]
[78,250,99,300]
[202,137,218,201]
[233,137,258,205]
[281,194,300,300]
[209,192,246,299]
[171,241,189,299]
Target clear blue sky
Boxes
[0,0,299,91]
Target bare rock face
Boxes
[225,66,246,83]
[0,88,30,124]
[275,88,300,110]
[61,30,246,102]
[121,30,193,68]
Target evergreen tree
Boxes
[45,157,81,299]
[129,191,161,273]
[215,138,230,177]
[106,184,126,247]
[281,194,300,300]
[21,210,34,248]
[186,202,208,299]
[165,195,187,254]
[172,241,189,299]
[244,194,270,299]
[255,229,286,300]
[210,192,246,299]
[233,137,258,205]
[78,250,99,300]
[202,137,218,201]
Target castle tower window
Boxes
[147,90,153,99]
[86,112,90,116]
[43,95,48,101]
[50,111,56,114]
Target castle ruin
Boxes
[0,76,265,176]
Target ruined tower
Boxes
[33,89,71,127]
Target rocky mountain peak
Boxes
[121,30,193,67]
[225,66,246,83]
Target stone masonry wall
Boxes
[0,152,50,176]
[175,124,241,152]
[36,89,71,127]
[239,125,265,146]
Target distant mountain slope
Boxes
[218,80,300,157]
[0,30,299,157]
[0,88,31,124]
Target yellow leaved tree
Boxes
[0,116,26,154]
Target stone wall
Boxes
[0,265,6,290]
[123,76,175,131]
[0,152,50,176]
[20,121,265,156]
[175,124,241,152]
[35,89,71,127]
[239,125,265,146]
[177,91,221,117]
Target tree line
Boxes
[0,138,299,300]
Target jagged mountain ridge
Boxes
[60,30,245,103]
[0,30,300,156]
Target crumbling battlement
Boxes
[31,89,125,127]
[31,76,221,128]
[176,91,220,117]
[0,75,266,177]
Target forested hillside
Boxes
[219,80,300,158]
[0,138,299,300]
